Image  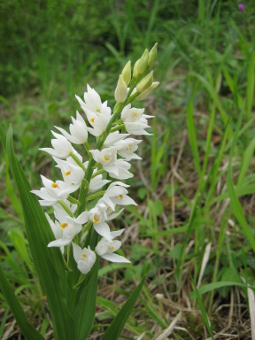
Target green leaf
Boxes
[187,91,201,176]
[190,281,247,298]
[6,126,75,340]
[74,258,98,340]
[237,138,255,187]
[190,277,214,339]
[0,264,44,339]
[246,51,255,119]
[102,276,146,340]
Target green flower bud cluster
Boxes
[114,43,159,104]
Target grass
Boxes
[1,0,255,338]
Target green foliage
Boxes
[1,0,255,338]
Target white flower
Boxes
[76,84,111,116]
[115,138,142,160]
[89,173,110,193]
[121,104,153,135]
[75,85,112,137]
[47,212,82,248]
[90,147,117,170]
[102,182,137,210]
[75,203,112,241]
[103,131,129,148]
[107,159,133,180]
[40,131,74,158]
[31,175,80,206]
[96,229,130,263]
[54,157,85,185]
[86,109,111,136]
[55,111,88,144]
[121,104,144,122]
[72,243,96,274]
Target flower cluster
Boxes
[32,44,158,275]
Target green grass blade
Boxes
[186,91,201,177]
[227,107,255,252]
[102,276,146,340]
[237,138,255,187]
[246,51,255,120]
[6,126,75,340]
[190,281,247,298]
[0,264,44,339]
[190,277,214,339]
[227,172,255,252]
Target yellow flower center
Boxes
[131,111,137,118]
[90,118,95,124]
[119,195,123,199]
[109,244,115,250]
[64,171,71,176]
[128,144,132,151]
[103,155,111,162]
[51,183,59,189]
[93,216,100,223]
[81,253,86,259]
[60,222,68,229]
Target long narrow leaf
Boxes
[0,264,44,340]
[190,277,214,339]
[186,91,201,177]
[6,126,75,340]
[102,276,146,340]
[75,258,98,340]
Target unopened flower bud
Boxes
[133,59,140,78]
[115,75,128,103]
[136,71,153,93]
[138,49,149,74]
[121,60,131,86]
[148,43,158,66]
[136,81,159,100]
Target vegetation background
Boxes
[1,0,255,338]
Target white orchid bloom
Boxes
[54,157,85,185]
[75,203,112,241]
[102,182,137,210]
[72,243,96,274]
[121,104,144,122]
[85,109,111,136]
[103,131,129,148]
[55,111,88,144]
[76,84,111,115]
[115,138,142,160]
[40,131,74,158]
[90,147,117,171]
[121,104,153,135]
[45,213,64,253]
[96,229,130,263]
[47,213,82,248]
[89,173,110,193]
[107,159,133,180]
[31,175,80,206]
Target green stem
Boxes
[67,196,80,206]
[58,200,74,217]
[92,168,106,178]
[87,190,106,202]
[110,124,125,133]
[69,151,86,172]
